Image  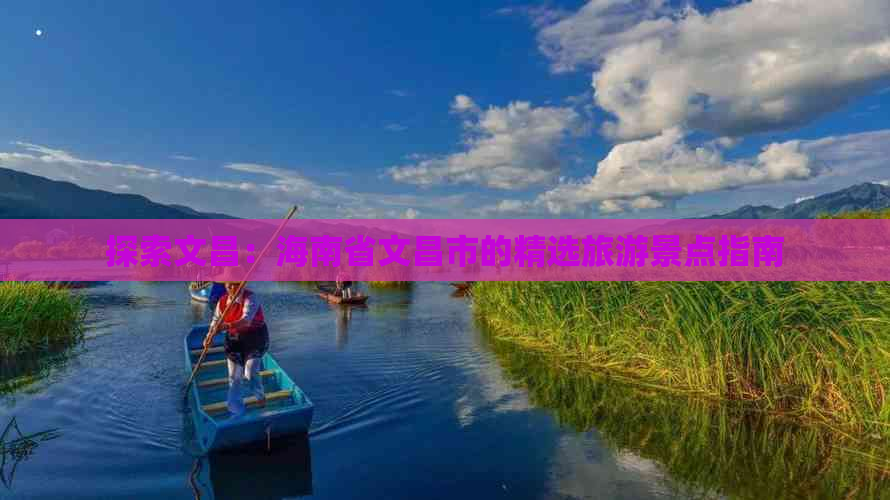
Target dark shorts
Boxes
[225,324,269,366]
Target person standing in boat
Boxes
[204,275,269,416]
[335,267,354,299]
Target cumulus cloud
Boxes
[473,128,890,217]
[536,0,672,73]
[535,127,817,214]
[388,96,585,189]
[0,142,468,218]
[532,0,890,139]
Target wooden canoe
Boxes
[184,325,314,452]
[317,291,369,305]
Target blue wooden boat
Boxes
[184,325,314,452]
[189,282,226,304]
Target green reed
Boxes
[368,281,413,289]
[473,281,890,439]
[0,282,86,357]
[818,209,890,219]
[483,329,890,499]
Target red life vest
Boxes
[218,290,266,335]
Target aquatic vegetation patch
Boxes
[368,281,413,289]
[0,282,86,357]
[818,208,890,219]
[473,281,890,440]
[483,332,890,500]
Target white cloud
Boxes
[170,154,197,161]
[799,129,890,180]
[630,195,663,209]
[388,96,585,190]
[384,123,408,132]
[598,199,623,213]
[536,0,672,73]
[532,0,890,139]
[451,94,480,114]
[475,128,890,217]
[0,143,469,218]
[388,89,411,97]
[794,195,815,204]
[496,4,573,29]
[535,127,817,214]
[401,208,419,219]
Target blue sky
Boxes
[1,0,889,218]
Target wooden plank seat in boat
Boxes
[196,359,227,370]
[198,370,276,389]
[190,346,225,355]
[202,390,293,415]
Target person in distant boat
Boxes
[335,268,354,299]
[204,271,269,416]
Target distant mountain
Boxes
[167,204,235,219]
[704,182,890,219]
[0,167,235,218]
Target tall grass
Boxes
[818,209,890,219]
[368,281,413,289]
[473,281,890,438]
[484,331,890,499]
[0,282,86,357]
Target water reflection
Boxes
[0,345,82,403]
[189,434,312,500]
[481,327,890,500]
[190,301,210,323]
[334,305,353,350]
[0,417,61,491]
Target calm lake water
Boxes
[2,282,888,499]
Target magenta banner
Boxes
[0,219,888,281]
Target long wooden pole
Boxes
[184,206,298,395]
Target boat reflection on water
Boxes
[189,433,312,500]
[334,305,353,350]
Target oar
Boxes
[184,205,299,396]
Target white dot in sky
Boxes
[35,29,43,37]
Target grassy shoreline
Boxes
[0,282,86,357]
[472,281,890,440]
[482,330,890,498]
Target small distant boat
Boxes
[184,325,314,452]
[189,282,226,304]
[317,290,369,305]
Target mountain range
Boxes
[703,182,890,219]
[2,166,889,220]
[0,167,233,219]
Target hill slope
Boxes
[0,167,234,218]
[705,183,890,219]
